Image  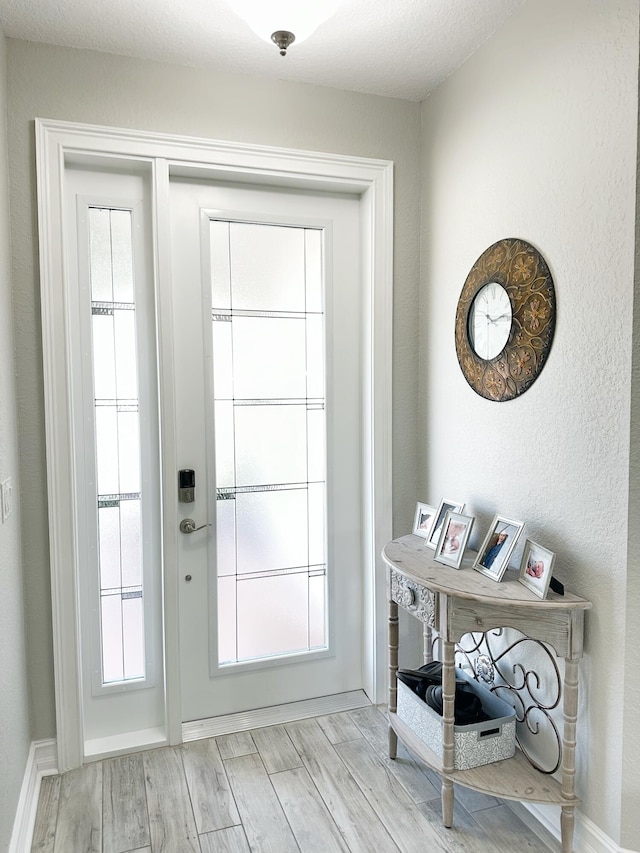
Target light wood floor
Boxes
[31,706,558,852]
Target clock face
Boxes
[468,281,512,360]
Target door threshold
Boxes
[182,690,371,742]
[84,726,168,761]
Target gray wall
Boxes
[6,39,422,740]
[623,23,640,849]
[420,0,639,845]
[0,30,31,853]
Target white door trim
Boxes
[35,117,393,772]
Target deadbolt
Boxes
[185,574,192,582]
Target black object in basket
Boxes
[397,662,489,725]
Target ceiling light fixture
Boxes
[225,0,341,56]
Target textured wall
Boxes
[420,0,639,844]
[623,29,640,850]
[6,40,422,739]
[0,30,31,853]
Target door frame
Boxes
[35,118,394,772]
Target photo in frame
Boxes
[426,498,465,549]
[434,511,474,569]
[518,539,555,599]
[473,515,524,581]
[413,502,436,538]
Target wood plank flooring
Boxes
[31,707,558,853]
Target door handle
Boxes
[179,518,211,534]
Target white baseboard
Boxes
[9,739,58,853]
[514,801,633,853]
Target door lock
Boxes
[178,469,196,503]
[179,518,211,534]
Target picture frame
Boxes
[426,498,465,549]
[413,502,436,538]
[518,539,555,599]
[434,511,474,569]
[473,515,524,582]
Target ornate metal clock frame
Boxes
[455,238,556,402]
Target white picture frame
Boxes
[473,515,524,582]
[518,539,555,599]
[434,511,474,569]
[413,502,436,538]
[426,498,465,549]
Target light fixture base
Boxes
[271,30,295,56]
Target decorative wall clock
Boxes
[455,238,556,402]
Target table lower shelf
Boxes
[389,711,578,807]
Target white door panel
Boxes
[171,179,364,721]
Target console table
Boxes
[383,534,591,853]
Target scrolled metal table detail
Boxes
[456,628,562,774]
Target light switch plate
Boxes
[1,478,12,522]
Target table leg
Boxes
[441,638,456,828]
[423,623,433,664]
[560,656,579,852]
[442,779,454,828]
[561,806,575,853]
[388,598,398,759]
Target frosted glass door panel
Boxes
[95,407,119,494]
[92,315,116,398]
[232,317,306,400]
[89,206,146,687]
[214,401,235,488]
[234,405,307,487]
[120,500,142,587]
[308,483,326,567]
[210,218,327,667]
[98,506,121,590]
[307,411,326,483]
[101,591,144,683]
[89,208,115,302]
[212,321,233,399]
[309,573,326,648]
[216,500,236,578]
[305,315,325,399]
[117,412,141,494]
[229,223,306,312]
[113,311,138,399]
[236,489,308,574]
[305,230,323,313]
[236,573,308,660]
[210,221,231,310]
[122,597,144,679]
[217,576,236,665]
[109,210,135,302]
[101,595,125,683]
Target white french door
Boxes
[170,178,365,722]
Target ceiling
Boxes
[0,0,526,102]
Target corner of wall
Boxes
[620,16,640,850]
[0,25,33,853]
